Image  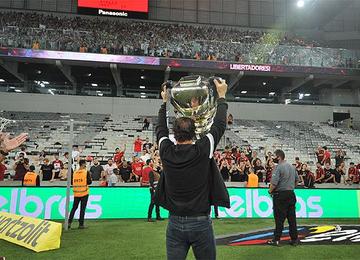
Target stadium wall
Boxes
[1,93,360,122]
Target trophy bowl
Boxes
[170,75,219,137]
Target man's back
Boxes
[271,161,299,191]
[160,138,213,216]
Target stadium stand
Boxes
[0,11,359,68]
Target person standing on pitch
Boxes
[268,149,299,246]
[22,165,40,186]
[68,159,92,229]
[156,79,228,260]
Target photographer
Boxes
[13,155,29,181]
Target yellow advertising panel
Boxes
[0,212,62,252]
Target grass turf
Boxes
[1,218,359,260]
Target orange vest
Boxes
[23,172,38,186]
[246,173,259,188]
[72,169,89,197]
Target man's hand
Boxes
[0,132,28,152]
[214,78,227,99]
[161,83,169,103]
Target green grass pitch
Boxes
[1,218,359,259]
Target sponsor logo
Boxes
[216,190,323,218]
[0,189,102,219]
[216,225,360,246]
[230,64,271,72]
[98,9,128,17]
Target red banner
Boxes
[78,0,148,13]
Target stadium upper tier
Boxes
[0,11,359,69]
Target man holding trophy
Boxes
[156,76,229,260]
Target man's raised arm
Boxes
[156,83,169,144]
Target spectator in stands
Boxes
[143,118,150,130]
[142,137,153,153]
[22,165,40,186]
[323,162,337,184]
[229,162,242,182]
[334,149,345,167]
[227,114,233,125]
[298,163,307,185]
[265,158,275,184]
[52,153,64,179]
[315,162,325,183]
[133,135,143,157]
[294,157,302,173]
[72,145,81,170]
[13,156,29,181]
[113,145,126,166]
[108,168,118,187]
[0,154,6,181]
[40,158,55,182]
[219,159,230,181]
[253,158,265,182]
[346,162,359,184]
[38,150,46,166]
[322,146,331,165]
[315,146,324,165]
[15,146,27,160]
[140,149,151,163]
[334,162,346,184]
[89,157,104,181]
[303,164,315,188]
[251,151,258,166]
[140,159,152,187]
[131,157,143,181]
[99,176,107,186]
[119,161,131,182]
[103,159,116,185]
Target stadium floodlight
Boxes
[43,81,49,85]
[297,0,304,8]
[140,92,146,95]
[261,98,267,100]
[97,93,103,96]
[40,83,45,88]
[285,99,291,105]
[262,82,267,86]
[140,95,146,98]
[9,86,15,89]
[91,83,98,87]
[241,90,247,94]
[304,93,311,97]
[141,76,145,79]
[235,97,240,99]
[269,92,276,96]
[15,89,22,93]
[0,79,5,82]
[48,89,55,95]
[87,73,92,77]
[139,85,146,89]
[299,93,304,100]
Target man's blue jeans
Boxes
[166,215,216,260]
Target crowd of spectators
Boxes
[0,11,359,68]
[0,135,359,188]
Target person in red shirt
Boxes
[131,157,144,181]
[315,162,325,183]
[346,162,359,184]
[321,146,331,165]
[315,146,325,165]
[113,145,126,166]
[237,152,248,164]
[140,159,152,187]
[52,153,64,179]
[133,136,143,157]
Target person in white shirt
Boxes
[140,149,151,163]
[103,158,116,182]
[109,168,118,187]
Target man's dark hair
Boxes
[274,149,285,160]
[350,162,354,165]
[79,159,87,167]
[295,157,299,161]
[146,159,152,165]
[29,165,35,171]
[323,146,327,150]
[173,117,196,142]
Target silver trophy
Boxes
[169,75,220,137]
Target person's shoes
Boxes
[267,239,280,246]
[156,217,164,221]
[147,218,155,222]
[289,240,299,246]
[78,225,86,229]
[67,225,71,230]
